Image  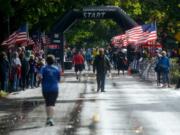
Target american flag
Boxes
[126,23,157,45]
[121,34,128,46]
[1,32,17,45]
[27,38,35,46]
[126,26,143,44]
[15,24,28,44]
[137,23,157,44]
[111,34,128,47]
[1,24,28,46]
[33,40,42,53]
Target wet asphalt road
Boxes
[2,70,180,135]
[75,72,180,135]
[2,71,86,135]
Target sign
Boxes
[54,33,59,38]
[49,33,64,64]
[53,39,61,43]
[52,33,61,43]
[83,12,106,18]
[82,6,128,19]
[47,44,60,49]
[82,7,116,19]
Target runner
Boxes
[72,50,84,81]
[40,55,61,126]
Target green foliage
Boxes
[0,0,179,49]
[64,19,121,48]
[0,0,12,16]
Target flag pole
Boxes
[26,22,29,47]
[154,20,158,55]
[154,21,157,31]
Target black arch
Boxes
[52,6,138,33]
[49,6,138,68]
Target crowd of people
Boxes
[0,45,128,93]
[0,45,176,93]
[0,47,45,92]
[64,46,179,89]
[64,47,129,75]
[0,45,178,126]
[64,46,130,92]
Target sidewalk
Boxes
[0,70,87,135]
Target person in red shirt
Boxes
[72,51,84,81]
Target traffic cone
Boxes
[128,67,131,75]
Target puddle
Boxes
[63,89,85,135]
[63,78,90,135]
[0,99,42,135]
[63,77,99,135]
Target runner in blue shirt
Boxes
[40,55,61,126]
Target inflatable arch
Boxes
[50,6,138,67]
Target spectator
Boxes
[0,52,10,92]
[154,51,162,86]
[21,53,30,90]
[36,58,45,87]
[29,55,36,88]
[158,51,171,88]
[176,56,180,89]
[11,52,21,91]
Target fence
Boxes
[131,57,179,85]
[130,58,157,82]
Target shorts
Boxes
[75,64,83,72]
[43,91,58,106]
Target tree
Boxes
[0,0,179,49]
